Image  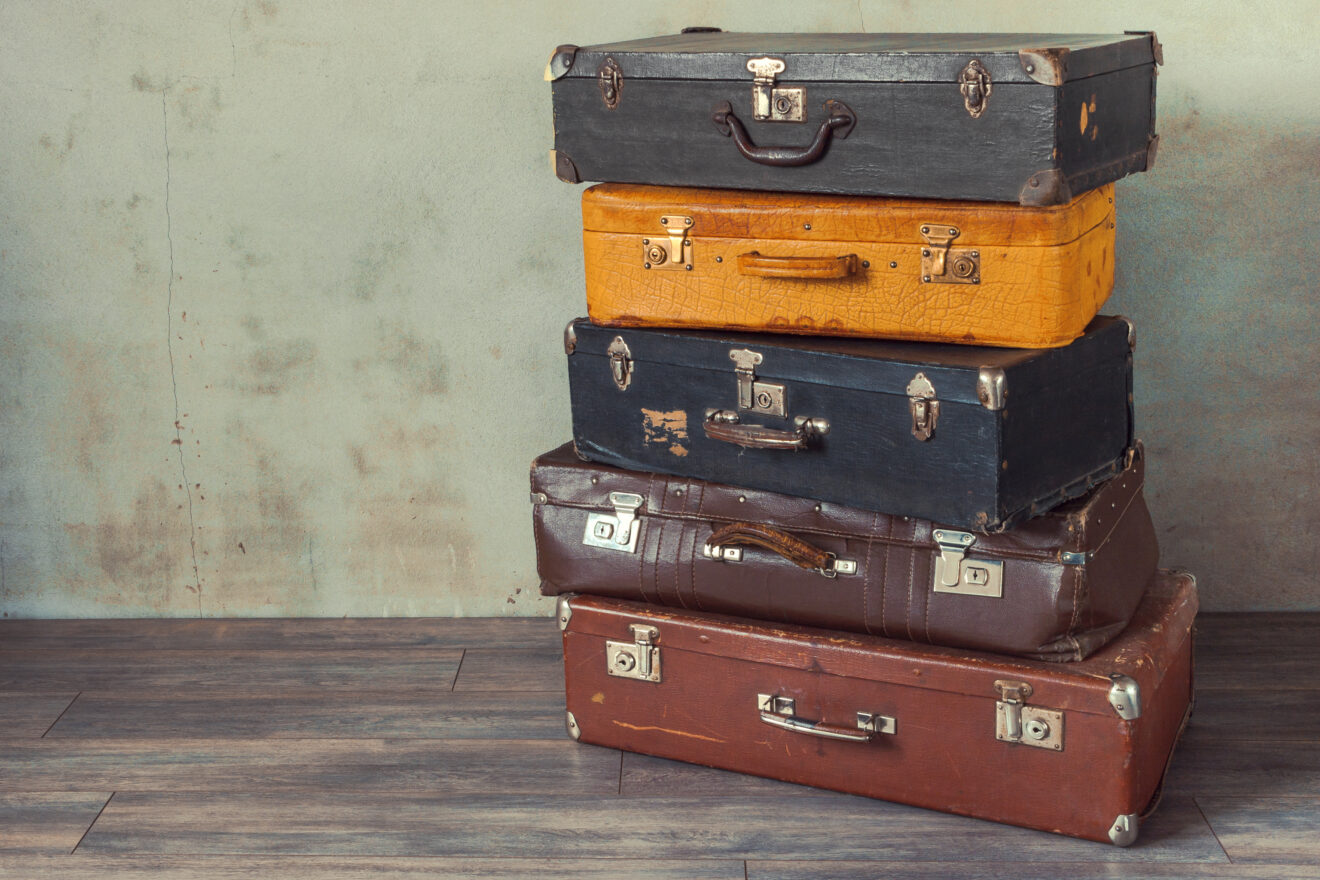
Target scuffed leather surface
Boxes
[583,183,1115,348]
[532,441,1157,660]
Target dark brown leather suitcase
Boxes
[558,569,1197,845]
[548,31,1161,204]
[533,442,1157,661]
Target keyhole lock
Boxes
[646,244,667,265]
[1025,718,1051,740]
[614,653,636,672]
[774,95,793,114]
[951,255,978,278]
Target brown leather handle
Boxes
[706,522,832,571]
[711,100,856,167]
[737,252,859,280]
[703,410,829,450]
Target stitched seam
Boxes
[860,512,877,636]
[922,540,933,644]
[650,515,665,606]
[638,472,654,601]
[879,539,890,638]
[905,521,918,643]
[672,517,682,607]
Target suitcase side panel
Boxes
[1058,65,1158,194]
[553,78,1057,202]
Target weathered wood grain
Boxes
[1195,797,1320,864]
[0,693,79,738]
[78,792,1226,861]
[1184,689,1320,742]
[622,752,837,798]
[1165,741,1320,797]
[0,739,620,793]
[0,855,745,879]
[0,649,463,694]
[749,862,1320,879]
[0,617,558,652]
[45,691,568,739]
[1196,613,1320,650]
[0,793,111,854]
[1193,641,1320,690]
[451,646,564,692]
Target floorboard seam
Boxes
[1192,796,1234,863]
[70,791,114,854]
[617,751,624,795]
[451,649,466,691]
[40,692,81,738]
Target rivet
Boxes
[644,263,651,269]
[973,277,980,284]
[861,260,870,268]
[684,217,692,226]
[889,261,898,268]
[1025,63,1035,73]
[921,226,929,234]
[814,504,822,512]
[738,495,746,503]
[685,264,693,270]
[923,275,931,282]
[971,251,979,257]
[804,223,812,230]
[674,488,684,496]
[922,248,930,257]
[661,216,668,224]
[642,238,650,245]
[715,256,723,263]
[948,228,956,235]
[591,477,598,484]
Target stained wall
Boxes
[1,1,1316,616]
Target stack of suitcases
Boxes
[531,30,1196,846]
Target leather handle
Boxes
[711,99,856,167]
[703,410,829,450]
[706,522,832,571]
[737,252,859,280]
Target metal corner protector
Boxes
[563,318,578,354]
[976,367,1007,411]
[1018,46,1071,86]
[1108,812,1139,846]
[556,593,576,631]
[1018,168,1071,207]
[544,44,578,81]
[552,150,581,184]
[1107,673,1142,720]
[565,710,581,740]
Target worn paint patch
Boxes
[641,408,688,457]
[591,692,605,704]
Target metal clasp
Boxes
[932,530,1004,598]
[747,56,805,122]
[582,491,644,554]
[959,58,992,118]
[729,348,786,418]
[607,336,633,390]
[994,679,1064,751]
[606,623,661,682]
[920,224,980,285]
[906,372,939,441]
[642,215,693,271]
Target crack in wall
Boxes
[163,91,203,616]
[856,0,866,31]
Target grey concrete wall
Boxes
[1,1,1316,616]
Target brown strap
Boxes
[737,252,859,280]
[703,411,827,451]
[706,522,832,571]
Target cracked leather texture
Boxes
[583,183,1115,348]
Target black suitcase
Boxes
[548,30,1161,205]
[564,316,1134,531]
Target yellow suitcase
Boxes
[583,183,1116,348]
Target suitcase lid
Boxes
[568,316,1131,408]
[548,31,1161,87]
[581,183,1114,248]
[563,569,1197,719]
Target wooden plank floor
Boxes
[0,612,1315,878]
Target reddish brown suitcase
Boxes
[558,569,1196,845]
[533,442,1157,661]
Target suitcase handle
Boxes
[705,522,834,574]
[711,100,856,167]
[703,410,829,450]
[737,252,859,280]
[757,694,896,742]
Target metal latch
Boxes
[932,530,1004,598]
[958,58,992,118]
[906,372,939,441]
[606,336,632,391]
[606,623,661,682]
[582,491,644,553]
[920,224,980,285]
[729,348,786,418]
[642,215,693,270]
[994,679,1064,751]
[746,57,805,122]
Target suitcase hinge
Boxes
[606,623,661,682]
[932,530,1004,597]
[582,492,644,554]
[906,372,940,441]
[920,224,980,284]
[746,57,805,122]
[642,215,693,270]
[606,336,633,390]
[728,348,787,418]
[994,679,1064,751]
